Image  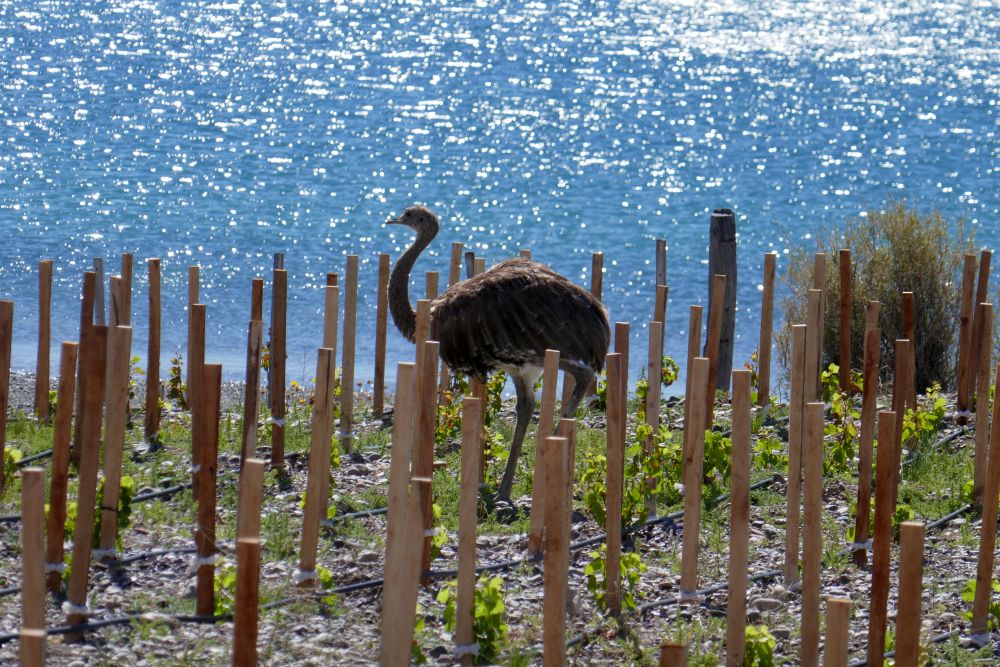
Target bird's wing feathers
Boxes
[431,260,610,378]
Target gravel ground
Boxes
[0,380,997,665]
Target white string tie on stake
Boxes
[62,601,91,616]
[191,464,202,475]
[92,547,117,560]
[453,644,479,658]
[337,431,354,441]
[187,554,217,574]
[268,417,286,427]
[294,569,318,584]
[44,562,66,574]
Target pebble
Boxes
[357,550,380,564]
[751,597,784,612]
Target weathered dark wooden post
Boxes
[707,208,737,391]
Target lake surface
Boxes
[0,0,996,392]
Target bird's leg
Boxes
[496,371,536,503]
[561,361,596,419]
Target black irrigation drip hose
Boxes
[17,448,54,466]
[0,462,978,649]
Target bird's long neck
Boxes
[388,225,436,343]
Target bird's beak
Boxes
[386,215,400,225]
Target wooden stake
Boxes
[680,357,710,598]
[186,265,200,402]
[248,277,263,321]
[326,273,338,288]
[232,537,261,667]
[824,597,851,667]
[605,353,624,618]
[120,253,133,325]
[591,251,604,301]
[726,369,752,665]
[972,363,1000,636]
[785,324,807,585]
[528,349,560,556]
[71,272,96,467]
[891,339,912,509]
[425,270,439,301]
[894,521,925,666]
[655,239,667,289]
[19,628,45,667]
[416,340,440,580]
[65,325,107,639]
[34,259,53,421]
[144,258,161,442]
[684,304,703,428]
[852,314,881,567]
[379,476,430,667]
[46,342,78,594]
[464,251,475,279]
[957,253,977,415]
[866,410,897,665]
[615,322,630,418]
[21,468,46,631]
[195,364,222,617]
[455,397,484,666]
[519,249,532,260]
[653,284,668,341]
[382,362,416,622]
[93,258,105,325]
[557,418,577,523]
[104,277,124,402]
[473,257,485,277]
[373,254,390,419]
[757,252,777,406]
[969,250,992,393]
[241,320,263,465]
[708,209,737,392]
[0,301,11,493]
[340,255,359,452]
[298,348,335,584]
[236,458,265,541]
[805,289,822,401]
[645,321,663,516]
[801,401,825,667]
[902,291,916,412]
[189,304,206,489]
[659,642,687,666]
[269,268,287,467]
[449,242,464,286]
[838,249,851,393]
[703,274,726,422]
[98,325,133,552]
[973,302,993,509]
[542,436,570,667]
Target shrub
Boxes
[778,199,974,392]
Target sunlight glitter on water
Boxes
[0,0,995,389]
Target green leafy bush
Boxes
[962,579,1000,629]
[584,544,647,612]
[778,200,973,391]
[437,576,508,665]
[744,624,776,666]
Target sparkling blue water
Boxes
[0,1,996,389]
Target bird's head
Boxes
[386,205,439,236]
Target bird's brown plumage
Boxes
[386,204,610,501]
[431,258,609,380]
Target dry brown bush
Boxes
[777,200,977,392]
